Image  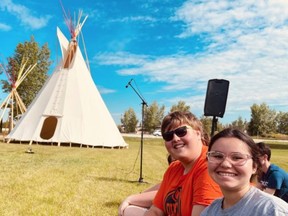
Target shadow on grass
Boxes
[93,176,150,185]
[102,178,149,209]
[104,200,120,208]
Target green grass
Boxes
[0,137,287,215]
[264,141,288,169]
[0,137,168,216]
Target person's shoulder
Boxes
[270,164,285,172]
[252,188,288,212]
[200,198,222,216]
[165,160,183,173]
[169,160,181,168]
[162,161,185,182]
[264,194,288,214]
[270,164,288,176]
[270,164,279,170]
[194,146,209,169]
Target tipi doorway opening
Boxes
[40,116,58,140]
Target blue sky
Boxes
[1,0,288,125]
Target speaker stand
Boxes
[211,116,218,137]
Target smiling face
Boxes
[164,124,203,165]
[161,111,206,169]
[208,137,256,193]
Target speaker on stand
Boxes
[204,79,229,136]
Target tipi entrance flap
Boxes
[40,116,58,140]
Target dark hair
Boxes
[161,111,209,146]
[167,154,175,165]
[209,128,261,181]
[256,142,271,161]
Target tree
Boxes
[143,101,165,133]
[121,108,138,133]
[229,116,248,132]
[170,100,191,113]
[248,103,277,136]
[276,111,288,135]
[200,115,212,136]
[1,36,51,108]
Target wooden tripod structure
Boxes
[0,58,36,131]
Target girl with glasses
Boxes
[144,111,222,216]
[201,128,288,216]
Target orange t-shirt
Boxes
[153,145,222,216]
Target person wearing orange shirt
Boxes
[143,111,222,216]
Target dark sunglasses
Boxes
[162,126,191,141]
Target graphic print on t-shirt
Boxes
[260,180,268,187]
[164,187,182,216]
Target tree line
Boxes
[121,101,288,138]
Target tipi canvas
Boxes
[7,19,128,148]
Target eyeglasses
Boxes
[206,151,253,166]
[162,126,191,141]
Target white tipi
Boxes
[7,13,128,148]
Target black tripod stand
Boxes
[126,79,148,183]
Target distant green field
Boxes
[0,137,287,215]
[261,141,288,170]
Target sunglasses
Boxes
[162,126,191,141]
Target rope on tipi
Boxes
[80,30,91,73]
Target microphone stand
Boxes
[126,81,148,183]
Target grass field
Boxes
[0,137,287,215]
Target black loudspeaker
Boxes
[204,79,229,118]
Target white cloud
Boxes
[0,23,11,31]
[98,86,116,94]
[94,51,149,66]
[0,0,51,29]
[95,0,288,122]
[110,16,156,23]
